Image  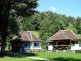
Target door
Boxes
[24,41,30,50]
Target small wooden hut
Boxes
[11,31,42,52]
[47,29,81,50]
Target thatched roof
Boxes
[13,31,41,42]
[47,29,81,41]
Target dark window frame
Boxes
[34,42,39,47]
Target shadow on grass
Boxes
[52,57,81,61]
[19,52,37,57]
[32,57,81,61]
[0,52,22,58]
[0,51,37,58]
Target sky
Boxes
[36,0,81,18]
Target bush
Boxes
[75,50,81,53]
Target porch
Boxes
[11,40,31,52]
[48,40,71,50]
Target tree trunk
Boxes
[0,1,11,54]
[1,31,7,54]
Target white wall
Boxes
[79,41,81,47]
[30,41,41,50]
[71,41,81,50]
[48,45,53,51]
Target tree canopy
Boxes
[19,11,81,41]
[0,0,38,53]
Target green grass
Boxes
[27,31,40,38]
[34,52,81,61]
[0,52,81,61]
[77,34,81,38]
[0,57,33,61]
[0,52,33,61]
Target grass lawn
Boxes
[27,31,40,37]
[34,52,81,61]
[0,57,33,61]
[0,52,34,61]
[0,52,81,61]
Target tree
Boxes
[67,16,75,24]
[9,11,20,34]
[20,12,42,31]
[67,23,78,33]
[0,0,12,53]
[75,17,81,34]
[40,11,65,40]
[0,0,38,53]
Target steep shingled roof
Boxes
[47,29,81,41]
[13,31,41,41]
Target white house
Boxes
[11,31,42,52]
[47,29,81,51]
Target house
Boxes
[47,29,81,51]
[11,31,42,52]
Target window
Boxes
[65,41,70,45]
[71,41,78,44]
[75,41,78,44]
[34,43,39,47]
[71,41,75,46]
[71,41,75,44]
[25,44,27,46]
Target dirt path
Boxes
[26,56,50,60]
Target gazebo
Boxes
[11,31,42,52]
[47,29,81,50]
